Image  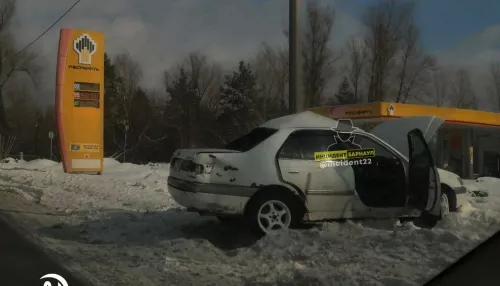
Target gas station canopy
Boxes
[309,102,500,179]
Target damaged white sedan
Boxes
[167,112,467,235]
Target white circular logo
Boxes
[319,161,328,169]
[40,273,68,286]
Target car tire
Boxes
[441,184,458,212]
[245,191,302,236]
[440,192,451,219]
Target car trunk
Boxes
[169,148,241,181]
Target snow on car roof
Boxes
[260,111,343,129]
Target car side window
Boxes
[279,134,302,159]
[279,130,336,160]
[327,134,359,151]
[300,131,337,160]
[352,134,397,160]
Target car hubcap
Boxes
[257,200,291,233]
[441,194,450,217]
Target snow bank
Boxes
[1,160,500,285]
[0,158,174,212]
[23,159,60,170]
[476,177,500,194]
[1,158,59,171]
[2,157,26,164]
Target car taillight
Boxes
[193,163,214,175]
[204,163,214,174]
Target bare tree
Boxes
[344,37,368,102]
[363,0,414,102]
[0,0,15,33]
[163,52,223,148]
[0,0,39,136]
[417,66,451,107]
[394,20,435,103]
[4,78,37,155]
[165,52,222,112]
[112,52,143,161]
[488,62,500,111]
[452,69,477,109]
[185,52,222,109]
[187,52,222,146]
[254,43,289,119]
[301,0,341,108]
[431,68,450,107]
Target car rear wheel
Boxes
[246,191,301,236]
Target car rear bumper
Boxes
[167,177,256,215]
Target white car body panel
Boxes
[437,168,468,209]
[278,157,361,219]
[168,185,248,215]
[437,168,463,189]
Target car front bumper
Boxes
[167,177,255,215]
[453,186,468,210]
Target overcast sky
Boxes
[11,0,500,107]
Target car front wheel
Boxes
[440,192,450,218]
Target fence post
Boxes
[19,152,23,161]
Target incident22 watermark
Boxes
[318,158,372,169]
[314,149,375,169]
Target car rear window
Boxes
[225,127,278,152]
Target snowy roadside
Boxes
[0,158,499,285]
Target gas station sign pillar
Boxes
[55,28,104,174]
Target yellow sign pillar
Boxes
[55,28,104,173]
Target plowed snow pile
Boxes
[0,158,499,286]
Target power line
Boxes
[10,0,81,60]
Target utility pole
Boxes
[289,0,303,114]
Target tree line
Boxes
[2,0,500,163]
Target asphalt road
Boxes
[425,229,500,286]
[0,217,88,286]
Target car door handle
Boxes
[287,170,299,174]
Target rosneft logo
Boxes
[73,33,97,65]
[68,65,99,71]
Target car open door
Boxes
[407,128,441,227]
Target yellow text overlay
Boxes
[314,148,375,161]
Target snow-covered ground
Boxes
[0,158,500,286]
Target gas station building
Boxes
[308,102,500,179]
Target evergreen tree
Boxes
[219,61,259,140]
[219,61,258,111]
[128,87,154,162]
[165,68,195,115]
[335,77,357,104]
[164,68,198,148]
